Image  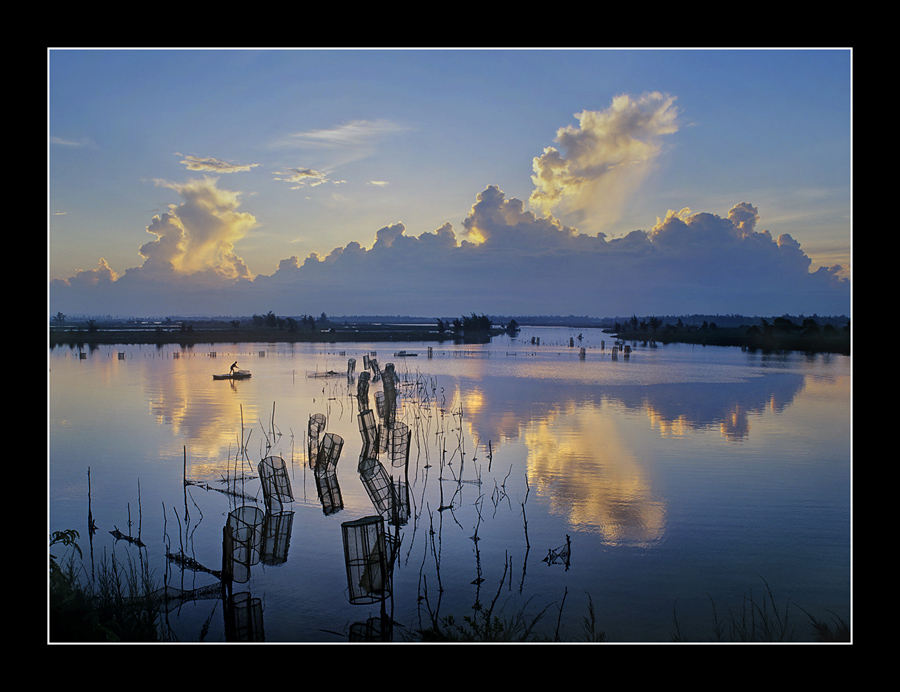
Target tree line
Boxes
[616,314,849,337]
[435,313,496,334]
[248,311,329,332]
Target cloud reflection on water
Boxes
[524,401,667,547]
[449,365,807,546]
[108,343,812,547]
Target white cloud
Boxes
[48,180,851,318]
[48,98,850,319]
[272,167,345,189]
[242,187,849,318]
[177,153,260,173]
[271,119,409,174]
[282,119,407,150]
[50,135,94,148]
[530,92,680,233]
[132,177,256,281]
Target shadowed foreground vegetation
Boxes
[50,530,850,643]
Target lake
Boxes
[48,326,851,643]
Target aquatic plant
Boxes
[49,529,163,642]
[669,577,846,643]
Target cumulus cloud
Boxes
[63,258,119,287]
[48,98,850,318]
[49,180,850,317]
[243,187,848,318]
[530,92,679,232]
[134,177,256,281]
[462,184,578,249]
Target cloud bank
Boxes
[49,95,850,319]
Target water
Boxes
[48,327,851,642]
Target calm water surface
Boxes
[48,327,851,642]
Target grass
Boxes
[50,531,849,643]
[670,578,850,643]
[415,572,844,643]
[49,533,164,642]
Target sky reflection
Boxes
[524,401,667,546]
[48,337,851,641]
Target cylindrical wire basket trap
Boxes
[223,505,265,584]
[316,432,344,474]
[226,591,264,642]
[258,455,293,513]
[308,413,326,468]
[341,515,391,604]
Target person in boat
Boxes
[230,361,238,375]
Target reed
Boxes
[670,577,833,643]
[50,543,164,642]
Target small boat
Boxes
[306,370,343,378]
[393,350,418,357]
[213,369,252,380]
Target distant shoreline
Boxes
[613,326,850,355]
[49,321,850,355]
[48,323,505,348]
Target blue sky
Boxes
[48,48,851,318]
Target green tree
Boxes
[462,313,491,333]
[773,316,794,333]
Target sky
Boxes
[48,48,852,319]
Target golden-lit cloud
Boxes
[64,257,119,287]
[48,94,850,319]
[530,92,680,232]
[137,177,256,281]
[462,184,576,248]
[50,177,850,318]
